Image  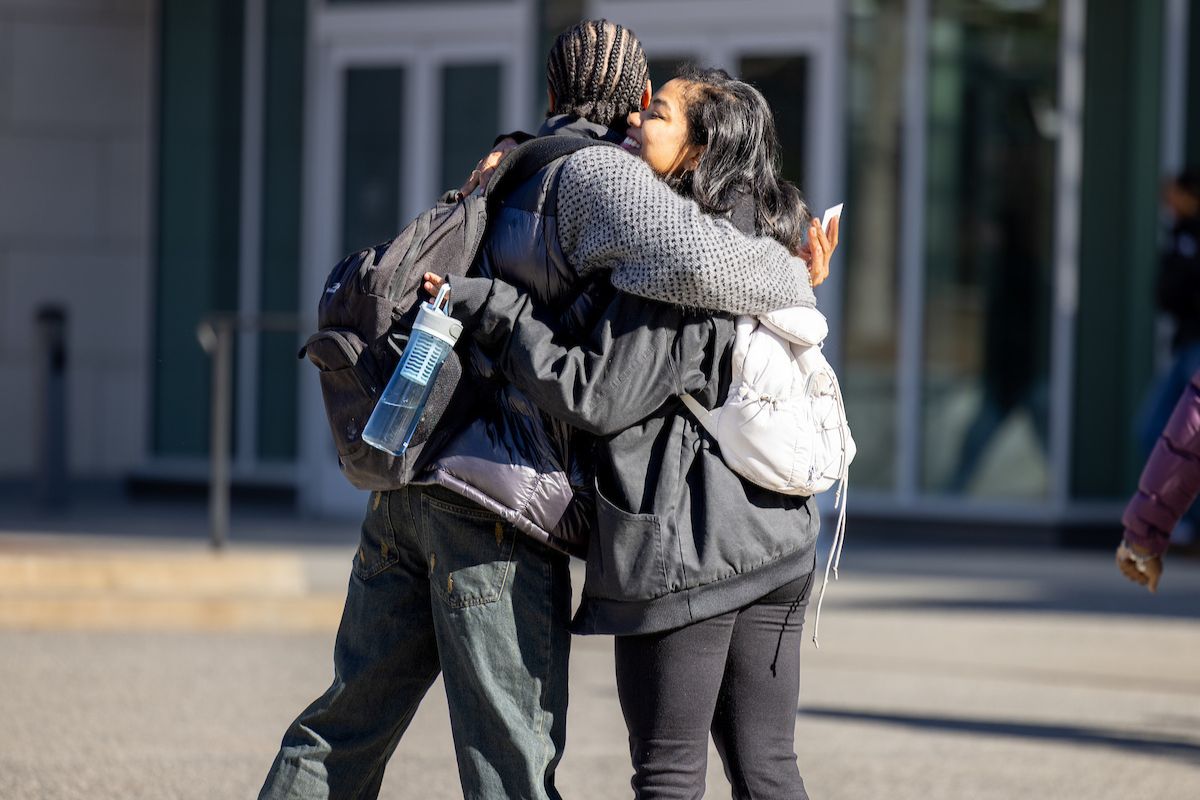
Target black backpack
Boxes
[300,136,603,491]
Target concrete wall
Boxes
[0,0,154,478]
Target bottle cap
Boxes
[412,283,462,345]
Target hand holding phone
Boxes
[803,204,842,288]
[821,203,844,231]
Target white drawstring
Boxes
[811,368,850,649]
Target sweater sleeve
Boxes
[446,273,708,436]
[554,146,815,315]
[1122,373,1200,555]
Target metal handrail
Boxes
[196,313,304,549]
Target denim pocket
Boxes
[352,491,400,581]
[584,481,668,602]
[422,493,516,609]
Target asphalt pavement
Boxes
[1,498,1199,799]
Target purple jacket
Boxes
[1122,370,1200,555]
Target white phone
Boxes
[821,203,844,230]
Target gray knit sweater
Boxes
[554,146,816,315]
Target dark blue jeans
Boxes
[259,485,572,800]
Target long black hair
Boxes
[671,66,809,254]
[546,20,649,131]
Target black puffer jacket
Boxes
[421,117,615,557]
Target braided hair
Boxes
[546,19,649,131]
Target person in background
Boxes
[1155,168,1200,365]
[1138,169,1200,528]
[1118,368,1200,592]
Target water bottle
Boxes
[362,284,462,456]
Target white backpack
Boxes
[680,305,855,646]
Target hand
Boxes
[457,137,520,198]
[798,215,839,288]
[423,272,446,297]
[1115,540,1163,592]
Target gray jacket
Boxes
[423,127,816,559]
[446,273,819,635]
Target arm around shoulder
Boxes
[553,146,815,315]
[446,272,698,435]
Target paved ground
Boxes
[2,499,1199,799]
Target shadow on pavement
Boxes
[823,540,1200,621]
[838,590,1200,620]
[801,706,1200,765]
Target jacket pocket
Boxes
[303,328,402,491]
[585,481,668,602]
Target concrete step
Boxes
[0,550,345,631]
[0,594,343,631]
[0,551,307,596]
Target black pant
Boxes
[613,571,815,800]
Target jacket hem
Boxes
[420,468,585,558]
[570,545,817,636]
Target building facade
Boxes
[2,0,1198,529]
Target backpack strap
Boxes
[679,393,719,439]
[811,366,852,649]
[485,136,617,206]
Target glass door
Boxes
[337,62,506,253]
[918,1,1061,501]
[845,0,1081,519]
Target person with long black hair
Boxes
[429,67,833,799]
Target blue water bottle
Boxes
[362,284,463,456]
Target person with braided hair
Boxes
[546,18,649,131]
[258,22,661,800]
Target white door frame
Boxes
[236,0,266,477]
[298,0,535,516]
[1047,0,1087,515]
[894,0,931,507]
[1160,0,1190,177]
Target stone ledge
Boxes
[0,594,344,631]
[0,552,308,596]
